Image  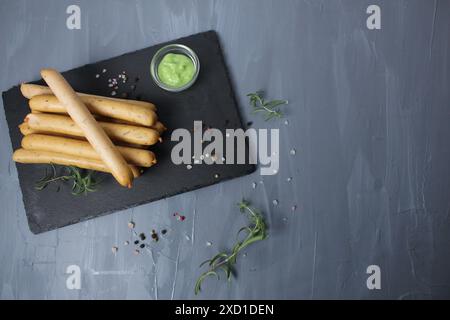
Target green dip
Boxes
[157,53,195,88]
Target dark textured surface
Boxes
[2,31,255,234]
[0,0,450,300]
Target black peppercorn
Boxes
[139,233,146,241]
[134,240,139,245]
[139,244,145,249]
[161,229,167,235]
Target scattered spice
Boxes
[124,241,129,246]
[272,199,279,206]
[214,173,220,179]
[111,91,117,96]
[139,233,146,241]
[102,68,107,73]
[173,212,186,221]
[286,177,292,182]
[139,244,145,249]
[290,149,296,156]
[128,221,135,229]
[112,246,118,254]
[291,205,297,212]
[95,74,100,78]
[151,229,159,242]
[134,240,139,245]
[252,182,257,189]
[134,249,140,255]
[161,229,167,235]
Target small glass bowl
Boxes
[150,44,200,92]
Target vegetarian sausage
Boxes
[29,94,158,127]
[22,134,157,167]
[25,113,161,146]
[40,69,134,188]
[20,83,156,111]
[13,148,142,178]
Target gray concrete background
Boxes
[1,0,450,299]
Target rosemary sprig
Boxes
[247,91,288,121]
[194,199,267,295]
[35,164,99,195]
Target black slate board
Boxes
[2,31,255,234]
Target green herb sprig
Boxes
[247,91,288,121]
[194,199,267,295]
[35,164,99,195]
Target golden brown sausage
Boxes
[20,83,156,111]
[25,113,161,146]
[40,68,133,188]
[13,148,141,178]
[29,94,158,127]
[22,134,156,168]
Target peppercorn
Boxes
[134,240,139,245]
[139,244,145,249]
[139,233,146,241]
[151,230,159,242]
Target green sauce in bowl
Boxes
[157,53,196,88]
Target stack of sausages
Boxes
[13,69,166,187]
